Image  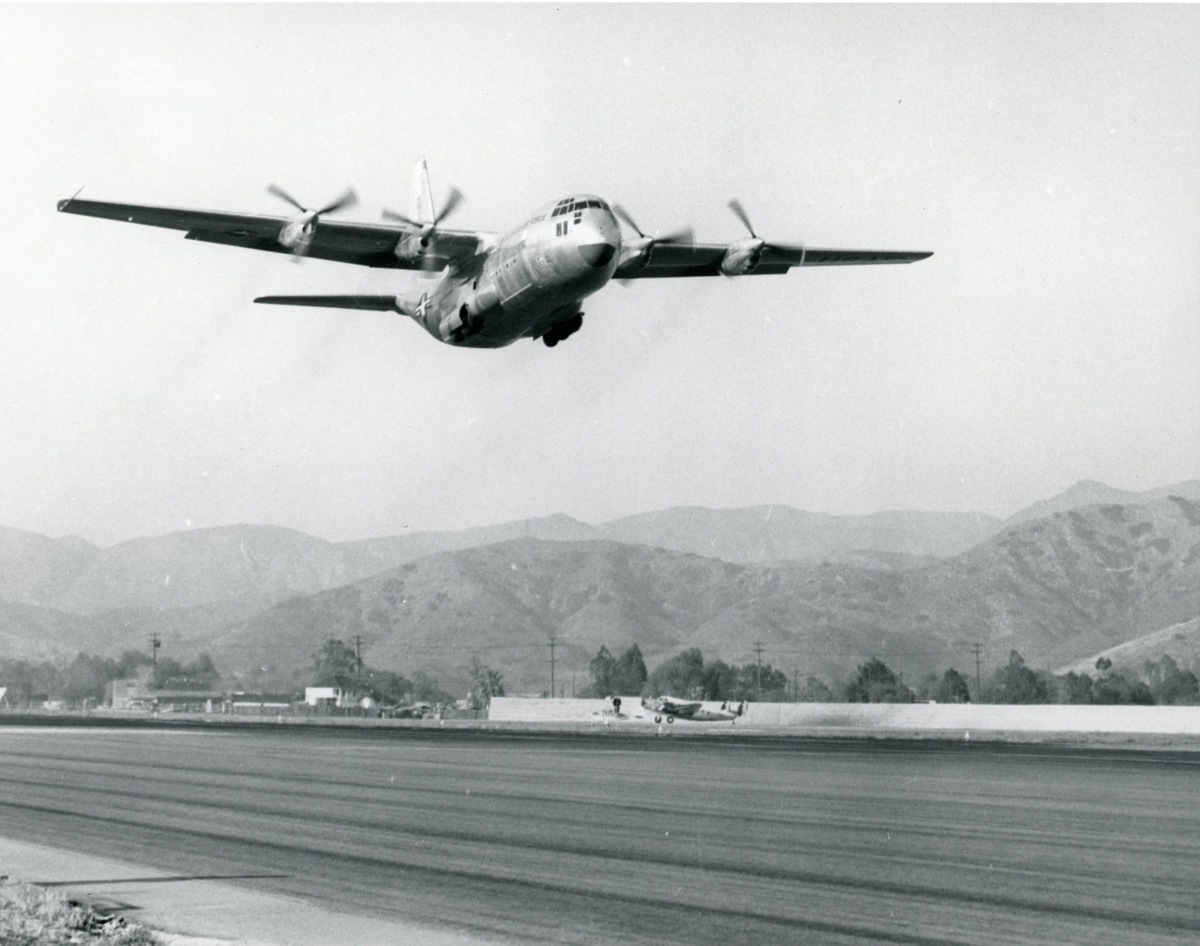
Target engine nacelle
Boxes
[615,235,654,276]
[395,225,435,264]
[720,237,765,276]
[277,211,318,252]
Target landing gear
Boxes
[541,313,584,347]
[459,304,481,333]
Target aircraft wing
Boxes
[56,197,486,270]
[657,698,702,716]
[615,242,932,279]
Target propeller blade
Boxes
[267,184,306,214]
[315,187,358,216]
[382,207,420,227]
[434,186,464,225]
[612,203,646,238]
[656,226,694,245]
[727,198,757,238]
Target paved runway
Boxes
[1,725,1197,946]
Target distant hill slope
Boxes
[2,486,1197,695]
[596,505,1002,562]
[45,525,389,614]
[0,598,106,663]
[903,494,1200,671]
[342,513,599,570]
[1006,479,1200,526]
[203,496,1200,694]
[0,527,99,606]
[1056,618,1200,676]
[0,506,997,621]
[206,539,933,694]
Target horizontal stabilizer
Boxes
[254,294,404,313]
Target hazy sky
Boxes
[2,4,1197,546]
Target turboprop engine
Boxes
[720,198,804,276]
[267,184,358,259]
[720,237,766,276]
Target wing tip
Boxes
[57,187,86,213]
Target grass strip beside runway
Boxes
[0,876,161,946]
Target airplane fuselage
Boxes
[414,194,621,348]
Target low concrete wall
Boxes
[490,697,618,722]
[488,697,1200,734]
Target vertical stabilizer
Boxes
[411,156,435,224]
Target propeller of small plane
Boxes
[267,184,359,260]
[611,204,693,284]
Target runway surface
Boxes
[0,725,1197,946]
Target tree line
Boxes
[0,650,221,706]
[310,638,504,709]
[4,639,1196,709]
[580,645,1200,706]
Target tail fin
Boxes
[411,156,435,224]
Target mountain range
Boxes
[1,479,1197,694]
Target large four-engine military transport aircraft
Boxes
[57,158,932,350]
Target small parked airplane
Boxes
[57,158,932,349]
[641,696,747,724]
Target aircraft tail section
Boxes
[411,156,435,225]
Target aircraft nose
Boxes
[578,242,616,268]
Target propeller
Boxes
[382,185,465,270]
[267,184,359,260]
[381,185,464,229]
[268,184,359,218]
[726,198,804,252]
[726,198,759,239]
[612,203,693,284]
[722,198,804,275]
[612,204,693,248]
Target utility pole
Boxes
[150,633,161,679]
[549,635,556,699]
[972,643,983,702]
[754,642,764,700]
[354,635,363,680]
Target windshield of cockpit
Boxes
[551,198,609,216]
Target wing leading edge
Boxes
[614,243,932,279]
[56,197,485,271]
